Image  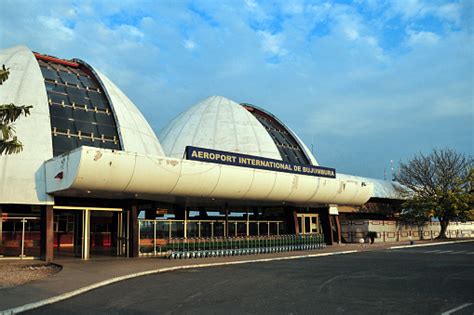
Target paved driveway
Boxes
[27,242,474,314]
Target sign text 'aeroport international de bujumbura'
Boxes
[185,146,336,178]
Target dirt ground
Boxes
[0,261,61,288]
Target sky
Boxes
[0,0,472,179]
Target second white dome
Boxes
[159,95,283,160]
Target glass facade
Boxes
[36,56,122,156]
[242,103,311,165]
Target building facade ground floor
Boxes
[0,198,346,261]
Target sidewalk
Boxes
[0,239,471,313]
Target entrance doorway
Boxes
[0,216,41,258]
[53,206,126,260]
[297,214,320,234]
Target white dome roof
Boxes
[0,45,53,204]
[95,70,164,156]
[159,95,282,160]
[0,45,164,204]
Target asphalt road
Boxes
[28,242,474,315]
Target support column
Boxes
[224,206,229,237]
[74,211,83,258]
[334,215,342,244]
[184,207,188,239]
[82,209,90,260]
[246,209,250,236]
[128,202,139,258]
[319,208,333,245]
[40,205,54,262]
[284,207,299,234]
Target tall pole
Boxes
[390,160,394,181]
[21,218,26,259]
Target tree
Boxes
[0,65,33,154]
[395,149,473,239]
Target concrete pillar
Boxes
[40,205,54,262]
[82,209,90,260]
[334,215,342,244]
[128,202,139,258]
[319,208,333,245]
[74,211,83,258]
[184,207,188,239]
[224,204,229,237]
[284,207,299,234]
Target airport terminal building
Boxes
[0,46,401,261]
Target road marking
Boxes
[441,303,472,315]
[0,250,358,314]
[388,239,474,250]
[448,251,466,255]
[423,250,442,253]
[318,274,346,293]
[436,250,453,254]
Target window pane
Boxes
[52,117,75,132]
[59,71,80,85]
[50,104,73,119]
[95,112,115,125]
[49,92,69,105]
[52,135,78,154]
[41,67,58,81]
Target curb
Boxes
[388,239,474,250]
[0,250,358,314]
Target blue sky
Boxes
[0,0,472,179]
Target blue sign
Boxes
[185,146,336,178]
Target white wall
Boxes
[0,46,53,204]
[341,219,474,243]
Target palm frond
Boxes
[0,104,33,124]
[0,65,9,85]
[0,137,23,154]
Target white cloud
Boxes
[37,16,74,41]
[183,39,196,51]
[387,0,463,27]
[244,0,258,11]
[435,3,462,25]
[282,1,304,15]
[406,30,440,45]
[258,31,287,57]
[388,0,427,20]
[344,27,359,40]
[118,25,144,39]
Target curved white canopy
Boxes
[45,147,374,206]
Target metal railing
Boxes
[140,233,325,259]
[138,219,285,256]
[167,234,325,259]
